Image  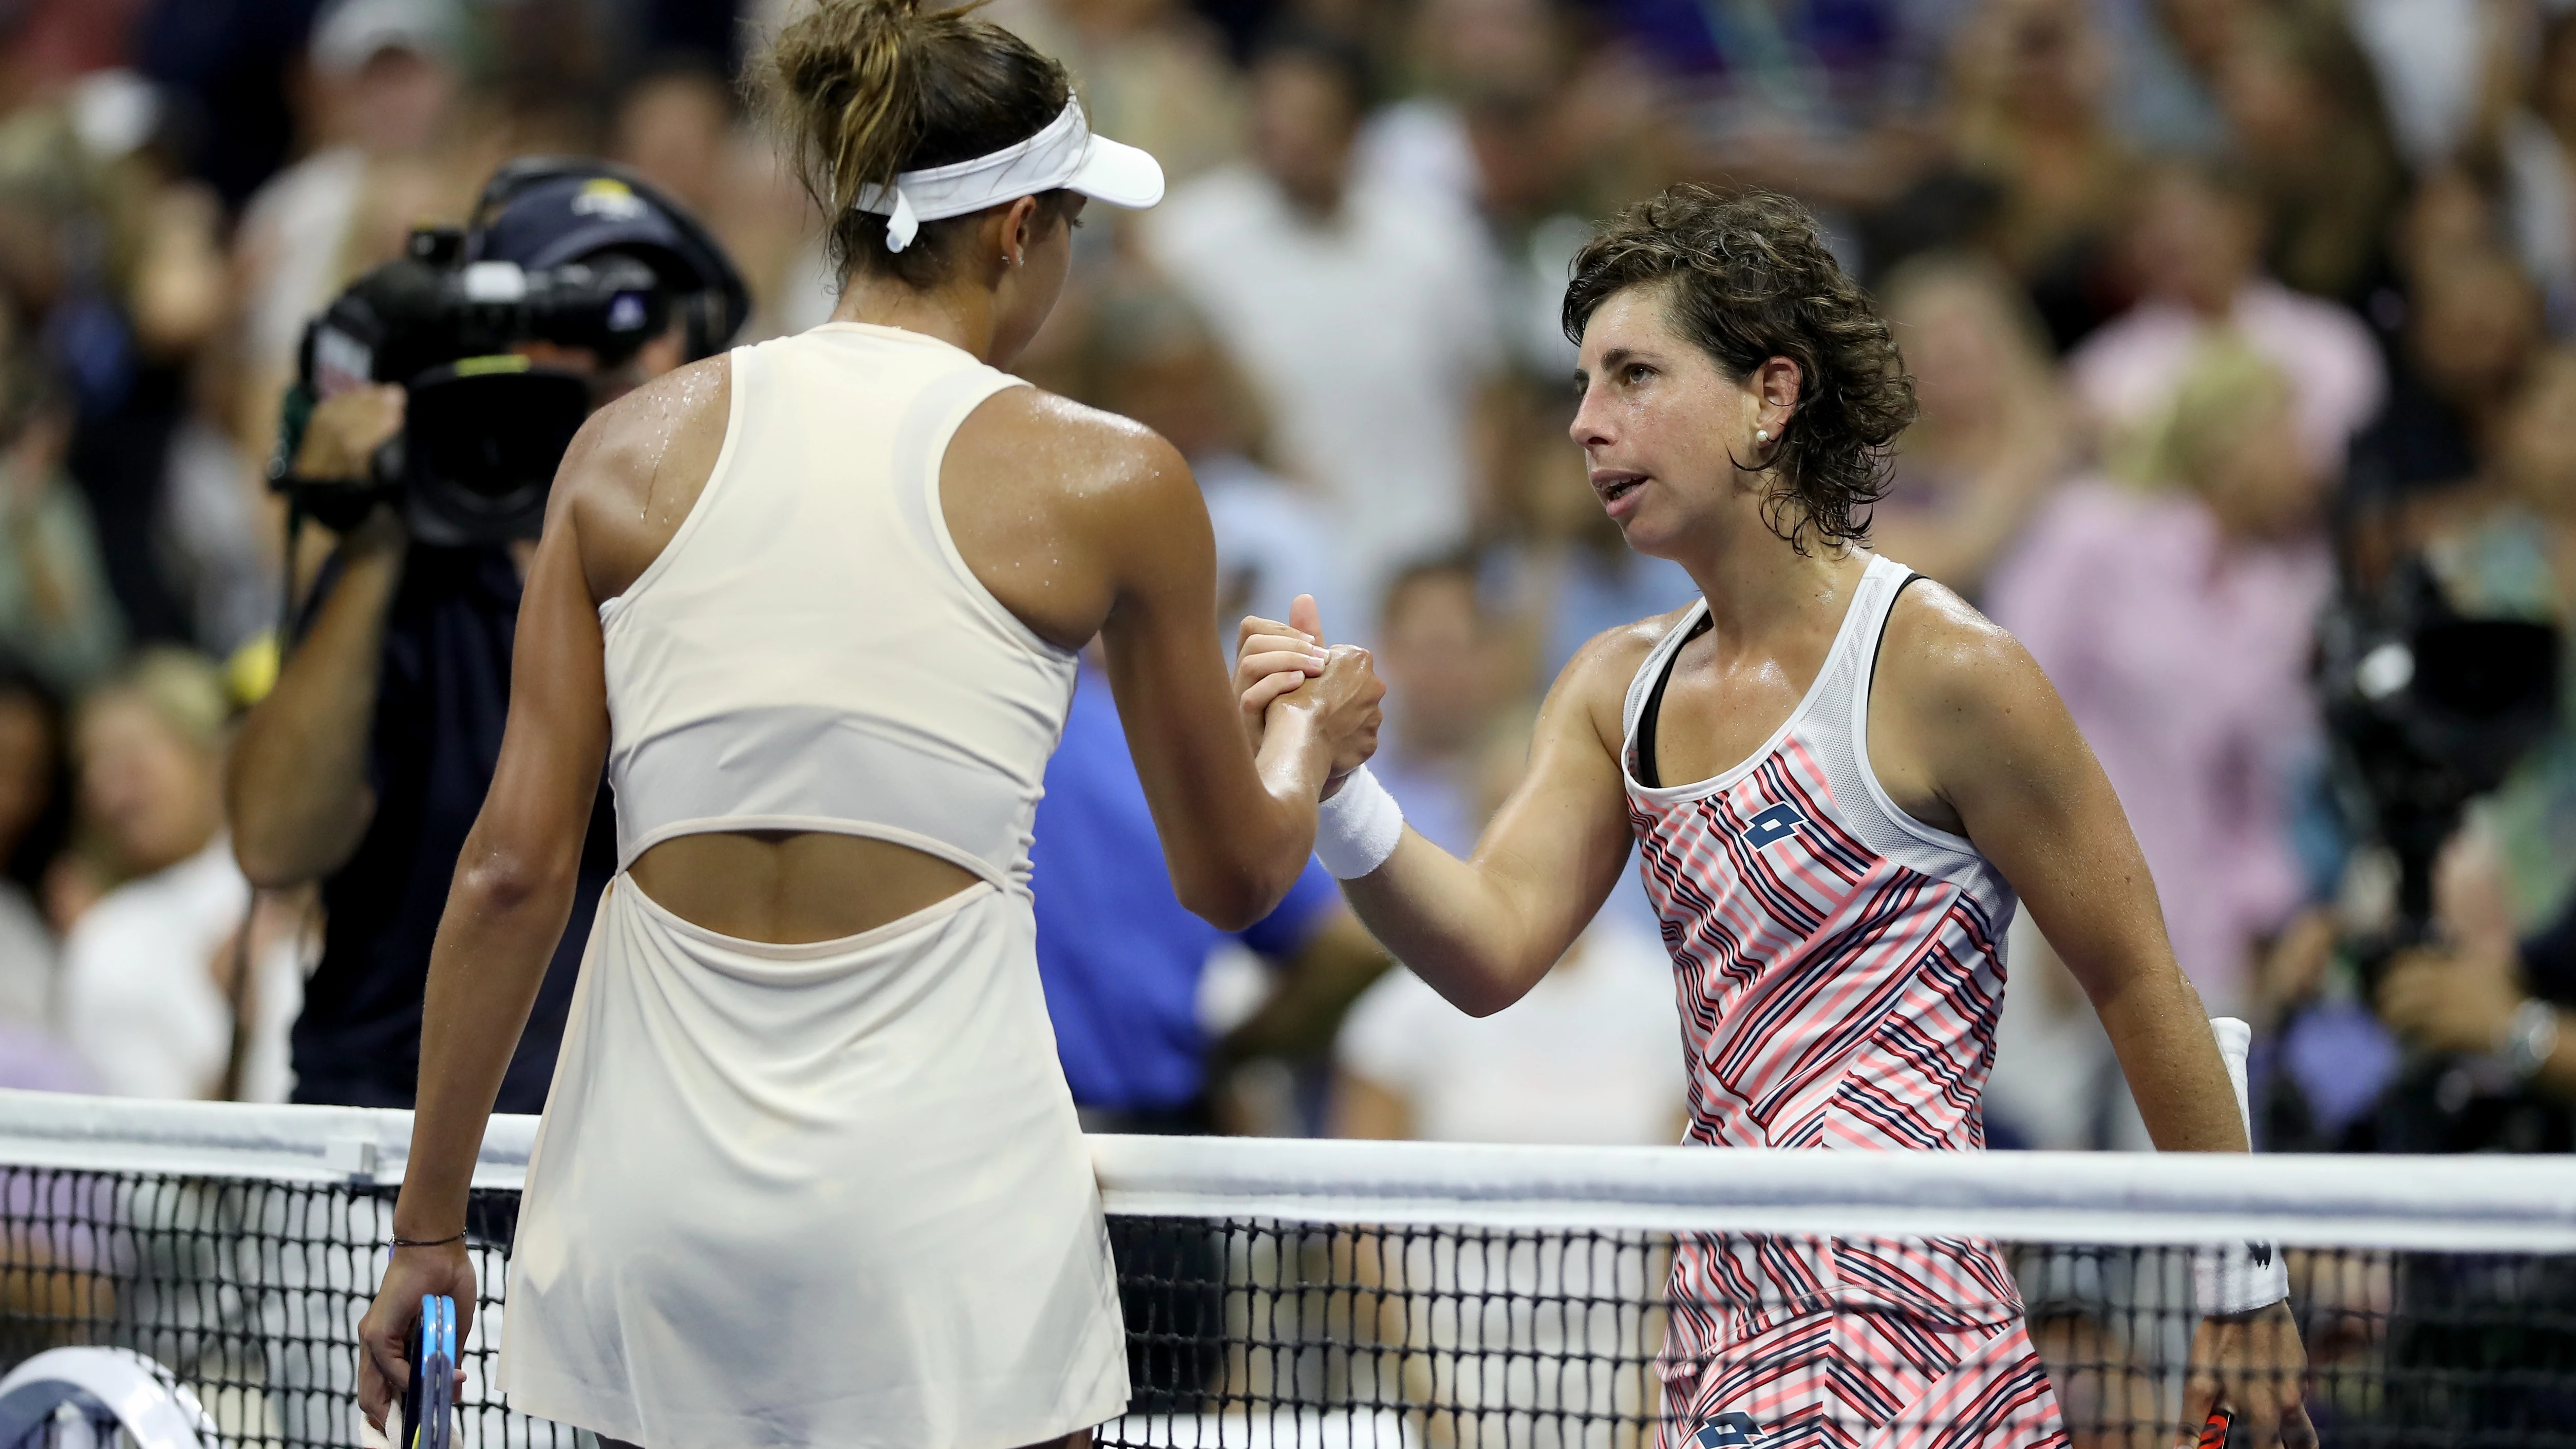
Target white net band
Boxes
[1,1090,2571,1251]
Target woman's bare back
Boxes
[561,347,1234,944]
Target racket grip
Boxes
[2197,1407,2233,1449]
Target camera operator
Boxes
[227,162,745,1113]
[2377,905,2576,1101]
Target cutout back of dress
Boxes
[597,323,1078,894]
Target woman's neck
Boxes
[1670,512,1869,647]
[829,272,1000,361]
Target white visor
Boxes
[853,100,1164,253]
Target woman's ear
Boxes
[996,195,1044,270]
[1757,356,1803,418]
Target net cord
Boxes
[1,1090,2572,1251]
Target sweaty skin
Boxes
[1239,281,2316,1448]
[354,193,1384,1435]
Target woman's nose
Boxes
[1569,386,1611,448]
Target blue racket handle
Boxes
[413,1294,456,1449]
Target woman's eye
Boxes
[1624,365,1652,384]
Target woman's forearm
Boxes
[392,849,581,1239]
[1162,707,1326,931]
[2089,966,2249,1154]
[1340,835,1554,1017]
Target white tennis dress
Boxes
[500,323,1127,1449]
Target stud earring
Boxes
[1755,429,1771,443]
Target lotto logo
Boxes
[1741,802,1807,849]
[1692,1413,1775,1448]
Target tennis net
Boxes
[0,1093,2569,1448]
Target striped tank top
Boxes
[1622,554,2022,1333]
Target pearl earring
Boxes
[1755,429,1771,443]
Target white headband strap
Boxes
[853,100,1089,253]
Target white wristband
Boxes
[1314,766,1403,879]
[2195,1238,2289,1317]
[2195,1017,2288,1315]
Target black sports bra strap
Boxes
[1634,610,1713,791]
[1867,572,1927,695]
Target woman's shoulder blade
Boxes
[951,388,1193,501]
[567,354,735,603]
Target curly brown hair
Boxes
[1562,185,1916,554]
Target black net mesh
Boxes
[0,1168,2571,1447]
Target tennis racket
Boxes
[2198,1407,2233,1448]
[399,1293,457,1449]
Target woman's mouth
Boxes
[1593,472,1647,518]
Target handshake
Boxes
[1232,594,1385,799]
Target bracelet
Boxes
[391,1231,465,1250]
[2502,999,2561,1081]
[1314,766,1404,879]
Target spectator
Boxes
[1940,0,2136,349]
[1327,713,1683,1449]
[1369,556,1502,858]
[1358,0,1661,370]
[0,346,122,697]
[1869,251,2075,601]
[2066,159,2383,486]
[1334,716,1683,1145]
[56,649,287,1100]
[1988,338,2333,1017]
[2423,348,2576,935]
[2214,4,2403,307]
[0,662,67,1024]
[992,0,1248,187]
[1031,648,1389,1136]
[1332,908,1681,1142]
[2379,811,2576,1105]
[609,57,811,338]
[2343,0,2514,173]
[2502,9,2576,336]
[1081,271,1349,628]
[230,0,464,455]
[0,100,214,652]
[1146,26,1502,614]
[2347,247,2544,515]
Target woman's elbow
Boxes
[1448,977,1518,1019]
[453,843,577,917]
[1174,874,1273,934]
[1173,854,1305,934]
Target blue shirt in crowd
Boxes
[1032,663,1338,1115]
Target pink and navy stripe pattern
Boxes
[1623,561,2066,1447]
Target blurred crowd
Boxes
[0,0,2563,1155]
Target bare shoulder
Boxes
[573,356,730,481]
[1873,577,2059,731]
[1551,608,1694,750]
[559,356,731,516]
[560,355,733,599]
[951,385,1194,506]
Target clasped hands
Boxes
[1234,594,1383,795]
